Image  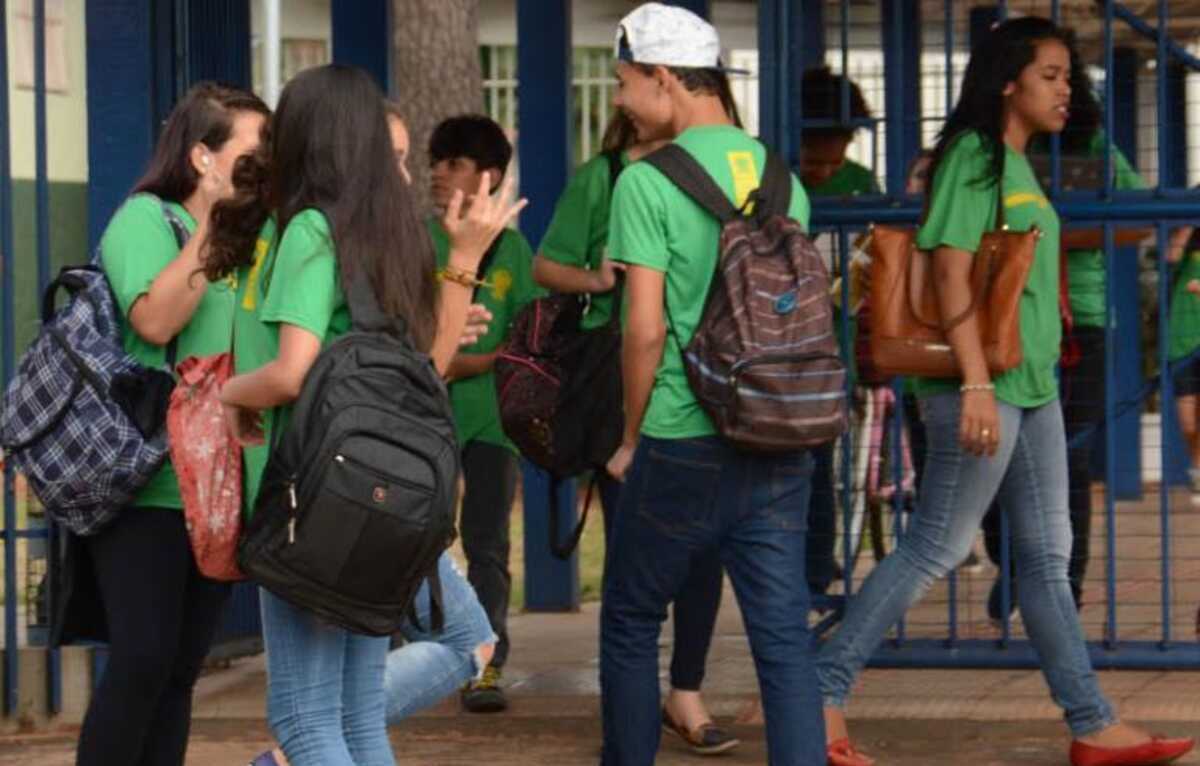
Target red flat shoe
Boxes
[1070,736,1195,766]
[827,737,874,766]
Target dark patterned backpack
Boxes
[643,144,847,451]
[0,199,188,534]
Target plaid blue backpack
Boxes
[0,200,188,535]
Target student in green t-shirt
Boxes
[815,19,1190,765]
[601,5,821,763]
[71,83,268,766]
[425,114,538,714]
[798,66,881,199]
[1169,244,1200,497]
[209,66,523,766]
[979,45,1193,622]
[796,67,883,599]
[533,109,732,756]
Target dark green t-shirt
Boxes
[914,132,1062,408]
[232,210,350,513]
[1169,251,1200,362]
[100,193,237,510]
[809,159,881,197]
[430,219,538,452]
[1066,133,1145,328]
[539,151,626,330]
[608,125,812,439]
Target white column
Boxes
[263,0,282,108]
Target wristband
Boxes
[960,383,995,393]
[439,265,490,289]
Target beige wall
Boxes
[6,0,88,182]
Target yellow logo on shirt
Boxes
[728,151,759,210]
[1005,192,1050,210]
[241,236,272,311]
[490,269,513,301]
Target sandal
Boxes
[661,707,741,756]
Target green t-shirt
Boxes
[809,159,881,197]
[232,210,350,513]
[608,124,812,439]
[100,193,237,510]
[807,159,880,385]
[1169,251,1200,361]
[539,151,625,330]
[429,219,538,452]
[913,132,1062,408]
[1066,133,1145,328]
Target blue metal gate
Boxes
[796,0,1200,670]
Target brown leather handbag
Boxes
[867,189,1040,379]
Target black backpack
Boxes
[493,152,625,558]
[237,274,460,636]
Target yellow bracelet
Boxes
[439,265,490,289]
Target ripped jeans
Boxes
[384,551,496,723]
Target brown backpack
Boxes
[643,145,847,452]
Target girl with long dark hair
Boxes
[70,82,269,766]
[209,65,523,765]
[817,19,1194,766]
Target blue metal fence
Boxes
[809,0,1200,670]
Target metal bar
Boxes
[1157,0,1169,194]
[0,0,16,717]
[868,639,1200,670]
[34,0,50,294]
[839,0,850,125]
[1102,0,1200,73]
[1104,217,1119,648]
[1156,223,1173,646]
[944,0,953,120]
[811,195,1200,226]
[999,508,1012,645]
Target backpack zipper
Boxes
[287,479,298,544]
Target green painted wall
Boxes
[3,180,90,361]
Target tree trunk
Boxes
[391,0,484,216]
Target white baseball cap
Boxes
[614,2,745,73]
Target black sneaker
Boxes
[462,664,507,713]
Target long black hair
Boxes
[1059,32,1102,155]
[925,16,1072,200]
[206,65,438,351]
[132,82,269,203]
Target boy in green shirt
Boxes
[600,4,824,764]
[427,115,538,713]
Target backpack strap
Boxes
[642,144,740,224]
[345,269,405,336]
[548,475,594,560]
[604,150,624,190]
[472,233,505,301]
[756,151,794,219]
[159,199,191,371]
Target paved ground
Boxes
[3,486,1200,763]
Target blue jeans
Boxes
[600,436,825,766]
[384,552,496,723]
[816,394,1116,737]
[260,589,394,766]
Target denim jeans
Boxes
[597,471,723,691]
[260,589,394,766]
[600,436,825,766]
[815,393,1116,737]
[384,552,496,723]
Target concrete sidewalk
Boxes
[3,589,1198,765]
